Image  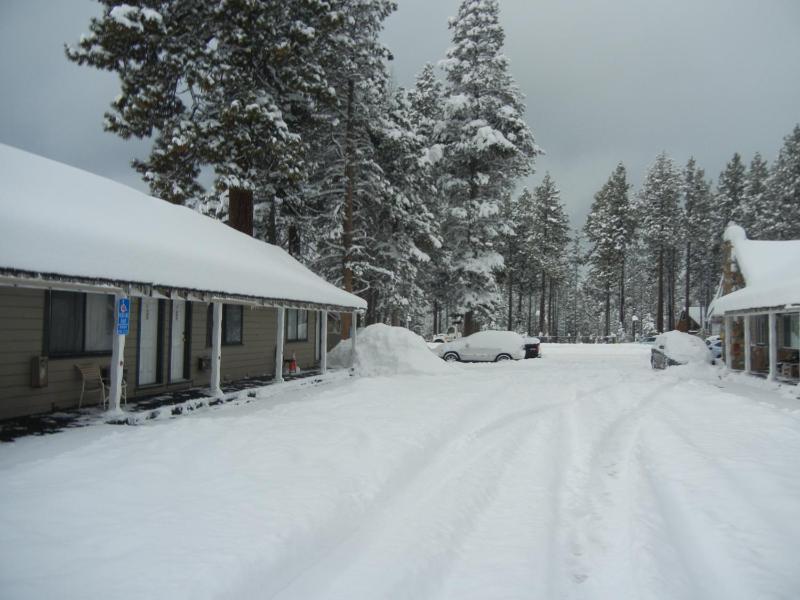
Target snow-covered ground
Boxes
[2,343,799,600]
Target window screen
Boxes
[48,291,113,355]
[286,309,308,341]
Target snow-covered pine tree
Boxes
[682,157,715,319]
[716,152,747,232]
[527,174,569,336]
[408,63,449,332]
[302,0,395,328]
[584,163,634,337]
[637,153,683,333]
[739,152,769,237]
[437,0,540,334]
[67,1,338,209]
[761,125,800,240]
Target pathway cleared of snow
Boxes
[1,344,799,599]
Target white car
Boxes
[435,330,526,363]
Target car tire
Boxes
[495,353,512,362]
[443,352,460,362]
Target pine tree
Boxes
[740,152,769,237]
[437,0,540,333]
[682,158,716,318]
[528,174,569,335]
[637,153,683,332]
[761,125,800,240]
[67,1,339,207]
[716,152,747,231]
[584,163,634,337]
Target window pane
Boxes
[287,309,298,341]
[85,294,114,352]
[224,305,242,344]
[297,310,308,340]
[49,291,84,354]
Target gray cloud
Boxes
[2,0,799,229]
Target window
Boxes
[206,304,244,346]
[286,309,308,341]
[46,291,114,356]
[783,313,799,348]
[753,315,769,345]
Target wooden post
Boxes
[320,310,328,375]
[275,307,285,384]
[210,302,223,397]
[108,294,128,413]
[768,312,778,381]
[724,315,733,370]
[743,315,751,373]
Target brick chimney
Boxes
[227,188,254,237]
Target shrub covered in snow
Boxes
[328,324,455,377]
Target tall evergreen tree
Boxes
[583,163,634,337]
[761,125,800,240]
[437,0,540,333]
[682,158,715,317]
[637,153,683,332]
[740,152,769,236]
[716,152,747,231]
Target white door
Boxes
[170,300,186,382]
[138,298,159,385]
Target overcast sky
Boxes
[2,0,799,228]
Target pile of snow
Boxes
[655,331,711,365]
[328,324,454,377]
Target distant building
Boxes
[708,224,800,381]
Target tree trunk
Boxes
[668,248,676,331]
[433,300,439,336]
[604,283,611,338]
[507,269,513,331]
[539,271,547,334]
[341,78,356,339]
[268,196,277,245]
[619,258,626,331]
[657,247,664,333]
[527,284,533,336]
[685,241,691,326]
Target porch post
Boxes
[320,310,328,375]
[108,294,128,413]
[274,307,285,384]
[210,301,223,397]
[768,312,778,381]
[724,315,733,370]
[743,315,752,373]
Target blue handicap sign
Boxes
[117,298,130,335]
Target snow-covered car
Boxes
[651,331,712,369]
[639,336,657,345]
[523,336,541,358]
[435,330,526,363]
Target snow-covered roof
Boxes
[0,144,366,311]
[709,224,800,314]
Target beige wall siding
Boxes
[0,290,323,420]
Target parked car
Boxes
[523,336,541,358]
[432,325,461,344]
[435,330,526,363]
[651,331,712,369]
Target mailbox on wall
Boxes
[31,356,48,388]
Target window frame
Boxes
[206,303,244,347]
[286,309,309,342]
[43,290,114,358]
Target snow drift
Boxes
[328,324,454,377]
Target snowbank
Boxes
[328,324,454,377]
[655,331,711,365]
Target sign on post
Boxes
[117,298,130,335]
